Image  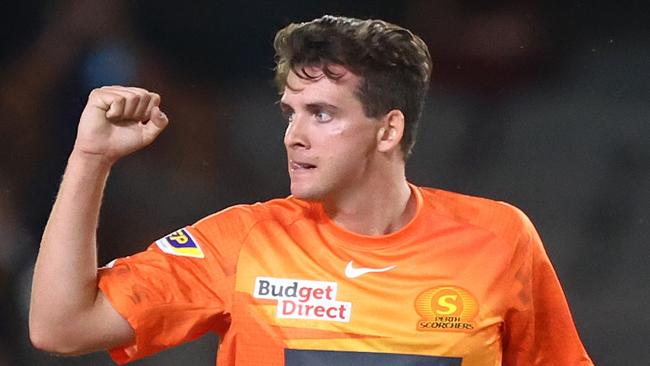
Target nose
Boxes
[284,115,310,150]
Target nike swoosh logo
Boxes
[344,261,396,279]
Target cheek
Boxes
[328,121,375,144]
[318,121,378,161]
[330,124,345,136]
[322,136,374,169]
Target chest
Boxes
[226,222,512,365]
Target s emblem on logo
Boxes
[414,286,478,332]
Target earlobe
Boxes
[377,110,404,153]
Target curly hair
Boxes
[274,15,432,158]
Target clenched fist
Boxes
[74,86,169,165]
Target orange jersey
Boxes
[98,185,593,365]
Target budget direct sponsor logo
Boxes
[254,277,352,322]
[414,286,478,332]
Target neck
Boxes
[323,174,415,236]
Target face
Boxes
[280,65,382,202]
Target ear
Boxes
[376,109,405,153]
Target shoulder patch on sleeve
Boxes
[155,228,205,258]
[101,258,118,269]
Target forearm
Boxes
[29,86,166,354]
[30,150,112,343]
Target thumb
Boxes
[143,106,169,140]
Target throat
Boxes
[326,183,415,236]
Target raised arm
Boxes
[29,86,169,355]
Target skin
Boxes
[29,86,166,354]
[29,66,416,355]
[282,65,415,234]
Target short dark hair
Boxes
[274,15,432,158]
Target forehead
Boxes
[280,65,360,105]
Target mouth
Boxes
[290,160,317,171]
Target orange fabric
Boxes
[98,185,593,365]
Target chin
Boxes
[290,183,326,202]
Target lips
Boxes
[289,160,317,170]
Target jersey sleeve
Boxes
[502,211,593,365]
[97,206,254,364]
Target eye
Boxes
[282,110,295,124]
[314,111,333,123]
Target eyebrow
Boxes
[306,102,339,112]
[279,101,292,113]
[279,101,339,113]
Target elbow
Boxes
[29,327,58,354]
[29,318,87,356]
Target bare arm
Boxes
[29,86,169,355]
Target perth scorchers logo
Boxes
[254,277,352,323]
[414,286,478,332]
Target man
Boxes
[30,15,593,365]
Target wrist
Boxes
[68,149,115,171]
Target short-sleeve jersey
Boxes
[98,185,593,365]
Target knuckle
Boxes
[130,86,148,95]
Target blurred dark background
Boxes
[1,1,648,365]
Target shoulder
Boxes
[192,196,312,236]
[417,186,534,242]
[417,186,543,273]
